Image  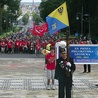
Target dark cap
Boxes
[60,48,66,53]
[50,46,55,50]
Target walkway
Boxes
[0,58,97,98]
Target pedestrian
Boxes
[7,39,13,53]
[55,48,76,98]
[35,42,41,57]
[83,40,92,73]
[45,46,56,90]
[83,64,91,73]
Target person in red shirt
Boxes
[15,39,20,53]
[1,39,7,53]
[27,40,30,53]
[5,38,8,53]
[19,39,23,53]
[35,43,41,57]
[0,40,1,52]
[7,40,13,53]
[22,40,28,53]
[45,46,56,90]
[49,39,55,47]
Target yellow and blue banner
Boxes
[46,2,69,35]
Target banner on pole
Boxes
[70,44,98,64]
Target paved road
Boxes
[0,53,45,58]
[0,54,98,98]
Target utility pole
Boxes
[89,15,90,37]
[84,14,90,38]
[76,6,84,38]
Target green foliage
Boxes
[32,12,42,25]
[0,0,20,14]
[7,0,20,14]
[18,9,22,16]
[22,13,29,25]
[0,0,21,34]
[14,26,20,32]
[0,26,21,39]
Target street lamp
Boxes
[76,7,91,39]
[83,14,90,38]
[76,7,83,37]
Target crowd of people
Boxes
[0,30,97,55]
[0,31,60,55]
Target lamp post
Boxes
[76,7,83,37]
[76,7,91,39]
[83,14,90,38]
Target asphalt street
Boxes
[0,53,45,58]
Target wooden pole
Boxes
[64,0,70,61]
[66,28,69,62]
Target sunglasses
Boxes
[61,52,66,54]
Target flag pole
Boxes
[62,0,69,61]
[66,28,69,62]
[64,2,73,98]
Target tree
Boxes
[0,0,20,13]
[39,0,98,37]
[32,12,42,25]
[22,13,29,25]
[0,0,21,34]
[7,0,20,14]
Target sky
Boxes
[21,0,41,2]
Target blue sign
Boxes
[70,44,98,64]
[75,32,78,37]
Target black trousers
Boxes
[58,77,72,98]
[83,64,91,72]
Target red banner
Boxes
[32,22,48,37]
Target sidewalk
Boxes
[0,58,97,98]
